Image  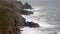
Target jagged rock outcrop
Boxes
[25,22,40,28]
[0,0,26,34]
[16,1,33,15]
[23,2,32,9]
[20,10,33,15]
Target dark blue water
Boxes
[18,0,60,34]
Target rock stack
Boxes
[16,1,33,15]
[23,2,32,9]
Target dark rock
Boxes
[0,0,28,34]
[16,1,33,15]
[23,2,32,9]
[16,1,23,11]
[16,1,23,5]
[20,10,33,15]
[25,22,40,28]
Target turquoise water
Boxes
[18,0,60,34]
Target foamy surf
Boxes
[39,23,57,28]
[32,7,40,11]
[21,27,58,34]
[21,6,60,34]
[57,31,60,34]
[22,15,57,28]
[24,7,42,12]
[24,9,33,11]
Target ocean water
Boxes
[18,0,60,34]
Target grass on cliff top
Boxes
[0,1,16,34]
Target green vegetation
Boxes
[0,0,17,34]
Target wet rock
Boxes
[20,10,33,15]
[23,2,32,9]
[25,22,40,28]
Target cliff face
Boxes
[0,0,40,34]
[16,1,33,15]
[0,0,26,34]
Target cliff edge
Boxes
[0,0,40,34]
[0,0,26,34]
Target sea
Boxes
[18,0,60,34]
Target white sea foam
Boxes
[21,27,57,34]
[22,15,57,28]
[21,6,60,34]
[39,22,56,28]
[24,7,43,12]
[24,9,33,11]
[21,6,56,28]
[32,7,40,11]
[57,31,60,34]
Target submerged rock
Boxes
[25,22,40,28]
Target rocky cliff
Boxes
[16,1,33,15]
[0,0,40,34]
[0,0,26,34]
